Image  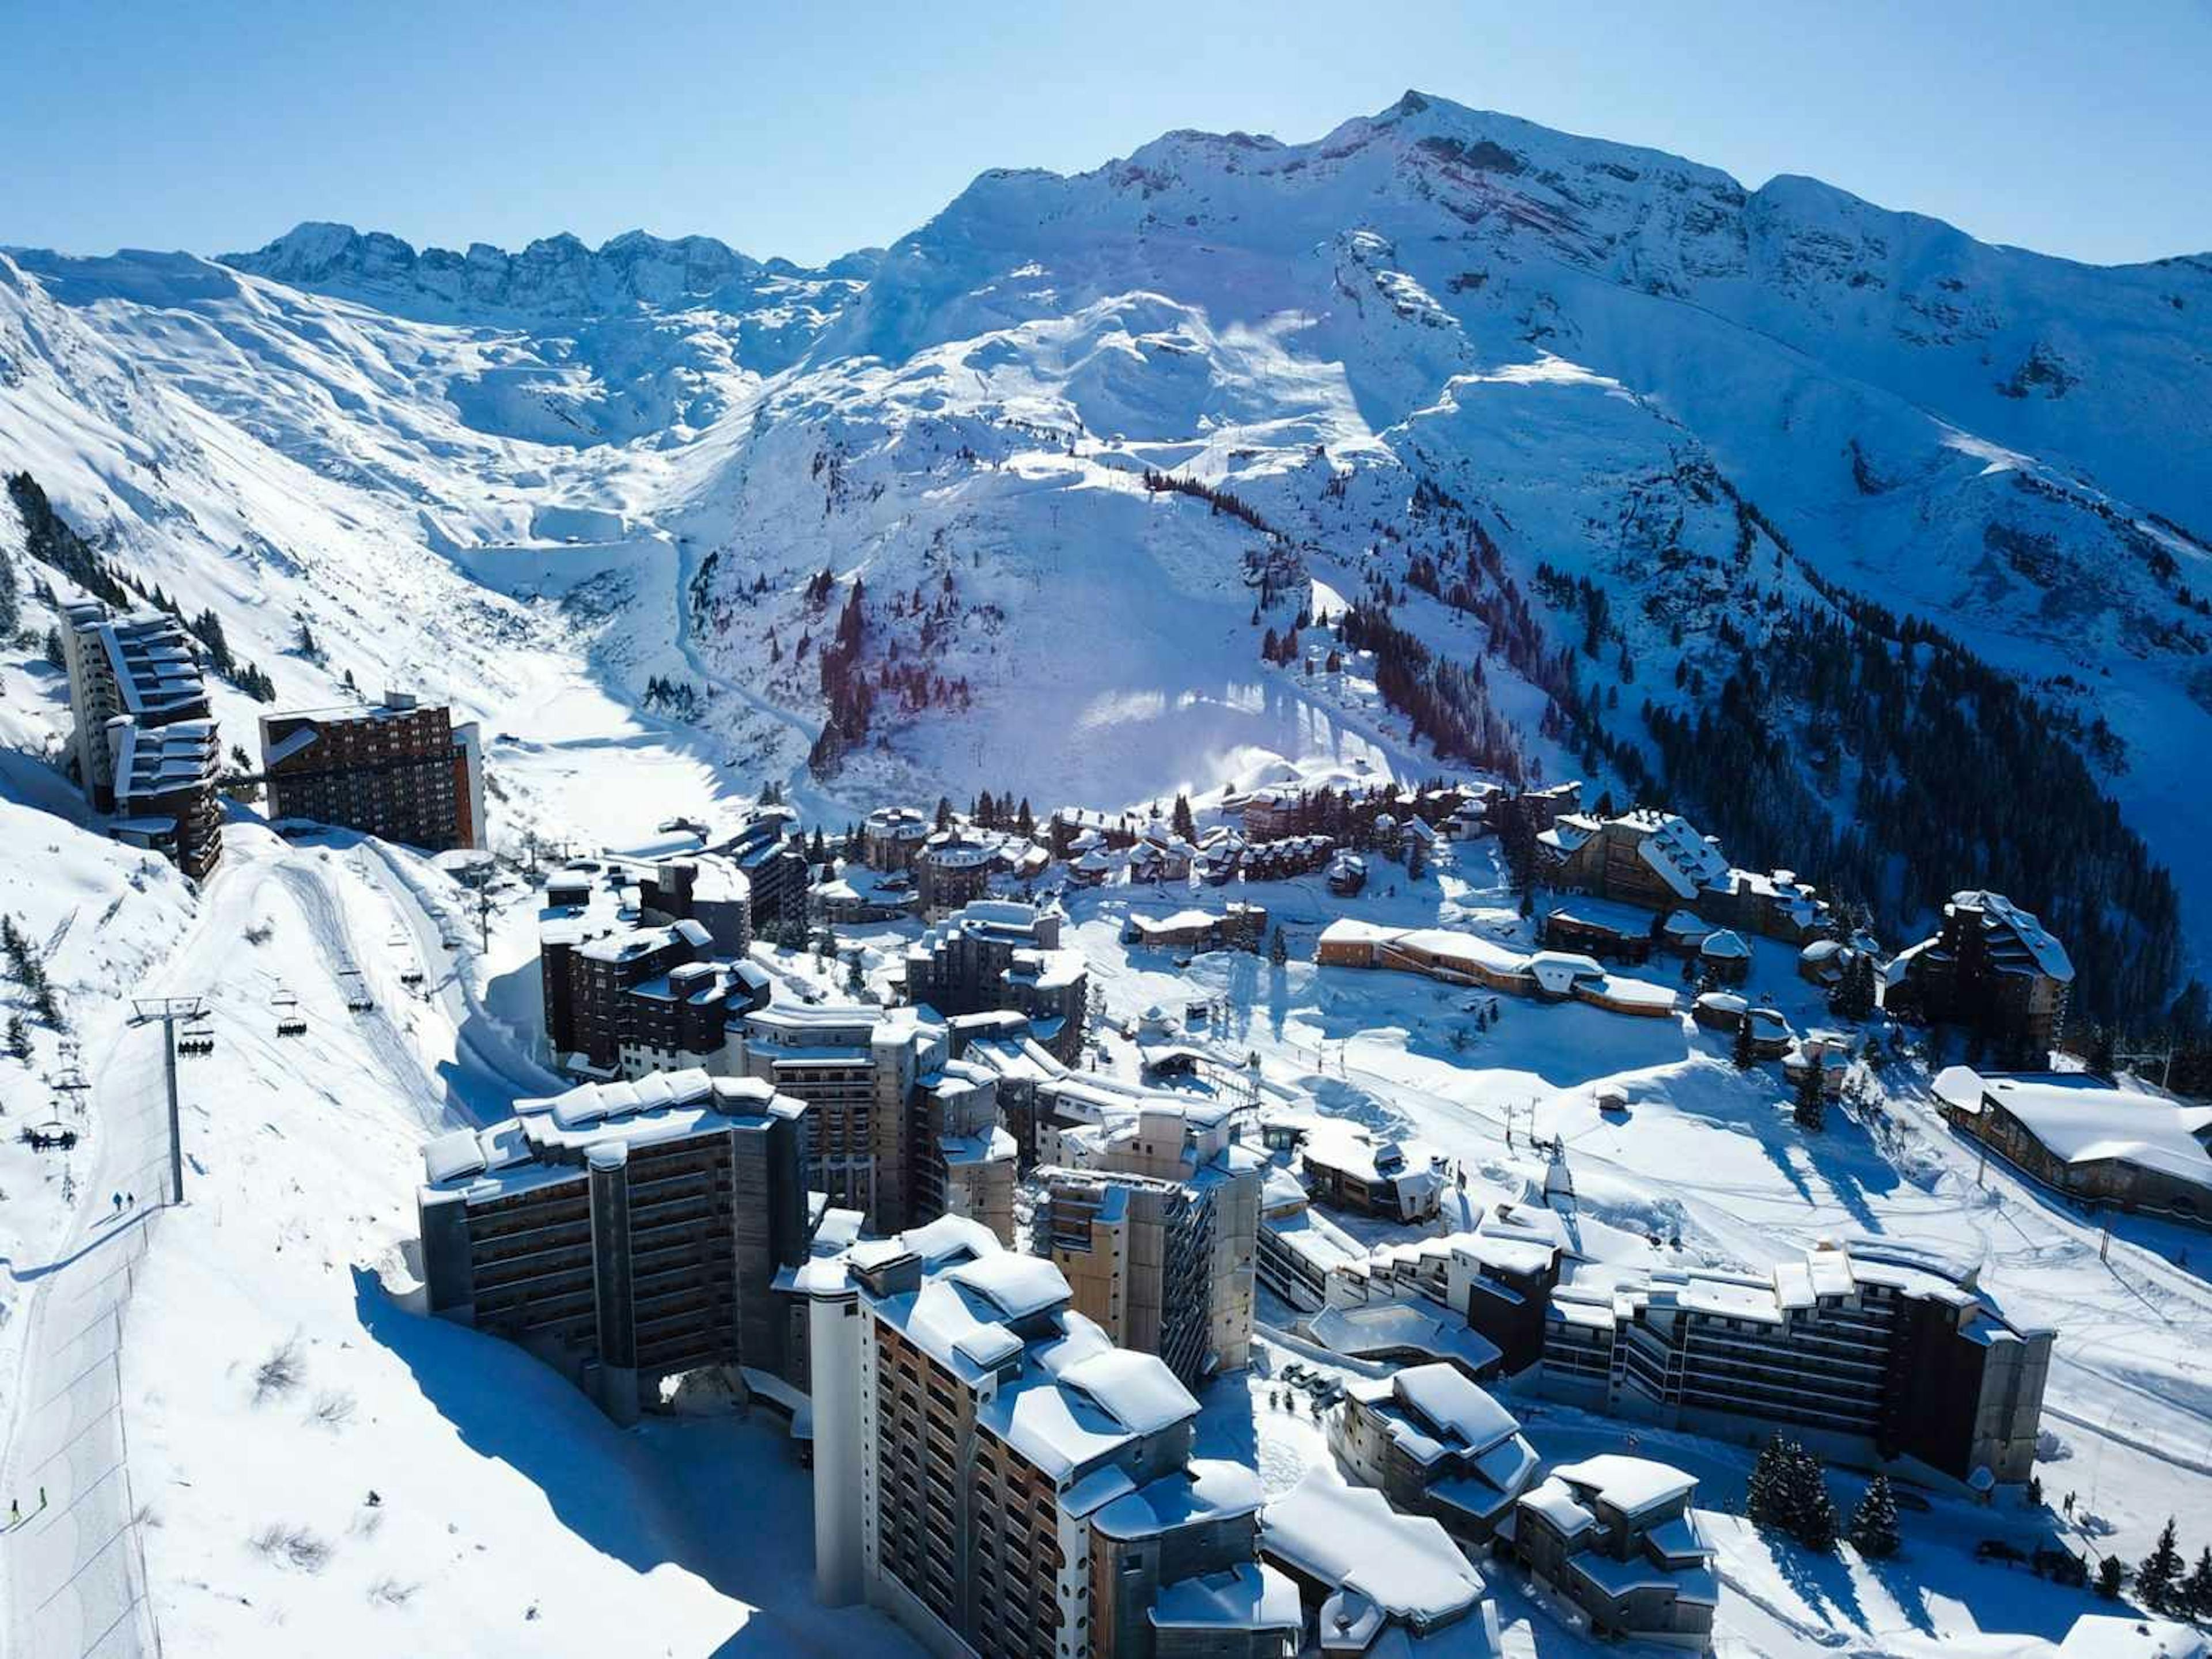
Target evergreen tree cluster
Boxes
[964,790,1036,838]
[2135,1517,2212,1621]
[1634,590,2180,1033]
[808,578,872,774]
[0,516,17,638]
[1747,1436,1838,1552]
[1831,952,1878,1021]
[1336,601,1524,779]
[2,914,63,1029]
[1141,468,1282,539]
[642,675,702,720]
[1793,1057,1827,1132]
[6,472,130,608]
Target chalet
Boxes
[1067,846,1117,888]
[1238,787,1301,841]
[1124,903,1267,955]
[1328,853,1368,896]
[1891,892,2073,1067]
[1316,921,1677,1019]
[1934,1067,2212,1228]
[1514,1459,1716,1649]
[1241,834,1333,882]
[1296,1119,1446,1222]
[1050,805,1139,858]
[1782,1035,1852,1100]
[1696,930,1751,986]
[1127,827,1196,884]
[1543,896,1660,964]
[1539,808,1832,943]
[1797,938,1854,988]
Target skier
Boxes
[111,1192,122,1217]
[126,1192,135,1209]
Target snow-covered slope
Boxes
[5,92,2211,983]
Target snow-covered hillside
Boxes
[5,90,2210,995]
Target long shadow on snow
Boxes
[350,1267,744,1625]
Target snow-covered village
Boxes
[5,13,2212,1659]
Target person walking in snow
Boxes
[111,1192,122,1217]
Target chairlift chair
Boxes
[273,987,308,1038]
[342,968,374,1014]
[180,1019,216,1057]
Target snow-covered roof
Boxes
[1262,1474,1485,1628]
[2056,1614,2209,1659]
[1551,1454,1697,1518]
[1149,1564,1302,1634]
[1306,1299,1501,1376]
[1949,891,2074,982]
[1093,1459,1263,1540]
[1517,1477,1595,1536]
[983,1339,1198,1482]
[1935,1067,2212,1190]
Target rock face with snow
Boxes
[5,92,2211,988]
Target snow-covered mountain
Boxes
[4,92,2210,1006]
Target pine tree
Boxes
[1172,793,1195,842]
[43,625,65,669]
[1794,1056,1827,1132]
[2094,1554,2124,1599]
[1016,798,1035,839]
[6,1013,28,1061]
[1732,1016,1757,1071]
[2138,1517,2184,1614]
[0,533,17,635]
[1847,1474,1900,1559]
[1747,1437,1792,1531]
[1269,926,1289,967]
[1790,1445,1839,1552]
[934,796,952,831]
[2181,1546,2212,1622]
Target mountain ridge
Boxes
[4,91,2210,1013]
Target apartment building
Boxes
[802,1221,1298,1659]
[1514,1456,1716,1649]
[862,805,933,872]
[259,690,486,851]
[60,601,224,877]
[1516,1241,2052,1488]
[916,828,996,918]
[1032,1098,1262,1388]
[537,857,768,1077]
[729,1003,1016,1241]
[904,900,1088,1063]
[415,1069,816,1423]
[1891,890,2074,1066]
[1536,808,1831,944]
[1328,1364,1538,1552]
[722,808,809,931]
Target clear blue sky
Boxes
[7,0,2207,268]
